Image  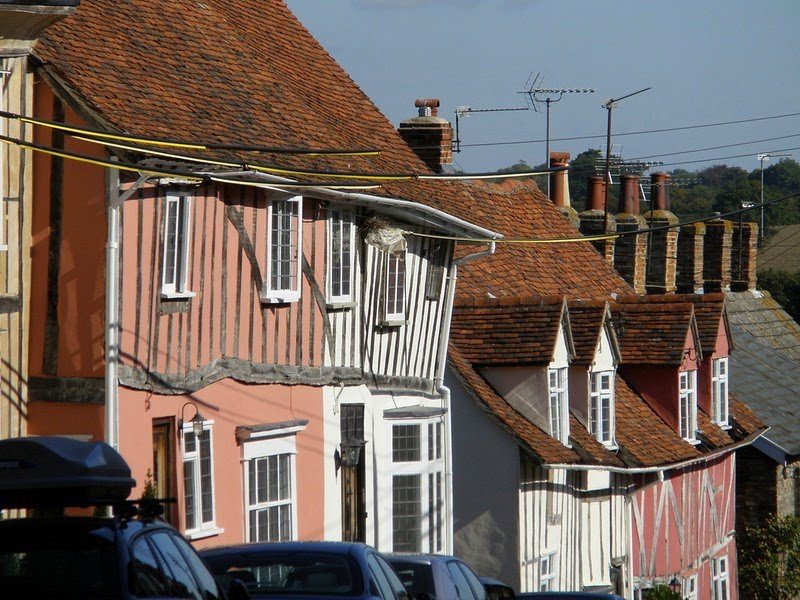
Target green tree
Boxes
[757,269,800,322]
[739,515,800,600]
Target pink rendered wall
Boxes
[697,319,730,415]
[119,184,328,378]
[118,379,326,548]
[631,453,737,599]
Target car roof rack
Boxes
[0,436,136,509]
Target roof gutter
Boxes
[541,427,768,475]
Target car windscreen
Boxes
[0,518,119,599]
[386,561,435,598]
[204,550,364,596]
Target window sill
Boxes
[261,294,300,305]
[716,423,732,431]
[685,438,702,446]
[601,443,619,451]
[381,319,407,327]
[185,525,224,541]
[161,291,196,300]
[327,300,357,310]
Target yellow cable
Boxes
[73,136,241,168]
[404,230,620,244]
[208,176,381,191]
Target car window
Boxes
[168,532,223,600]
[387,561,435,598]
[374,554,410,600]
[367,553,398,600]
[455,562,487,600]
[447,561,477,600]
[129,536,171,597]
[150,531,203,599]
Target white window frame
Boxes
[263,195,303,303]
[181,421,221,539]
[548,367,570,445]
[679,370,699,443]
[683,574,698,600]
[388,418,445,553]
[383,250,406,325]
[242,425,302,543]
[589,370,616,447]
[161,192,195,299]
[711,357,730,428]
[326,207,355,304]
[0,68,9,252]
[539,551,557,592]
[711,556,729,600]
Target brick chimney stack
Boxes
[676,222,706,293]
[398,98,454,173]
[578,176,616,264]
[731,222,759,291]
[703,219,734,292]
[549,152,579,227]
[613,174,648,294]
[644,173,679,294]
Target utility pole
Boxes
[520,73,594,197]
[757,152,790,246]
[602,87,651,233]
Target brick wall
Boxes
[736,446,778,529]
[676,223,705,293]
[613,216,647,294]
[703,219,733,292]
[730,222,758,292]
[644,211,679,294]
[579,210,615,264]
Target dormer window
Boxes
[589,371,615,446]
[679,370,698,443]
[263,196,303,303]
[711,357,729,427]
[548,367,569,444]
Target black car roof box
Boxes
[0,436,135,508]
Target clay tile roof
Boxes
[568,301,610,364]
[611,301,697,365]
[697,410,733,448]
[614,375,701,467]
[450,298,567,366]
[619,293,727,354]
[567,415,624,467]
[728,394,766,436]
[447,347,581,465]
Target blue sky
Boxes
[284,0,800,175]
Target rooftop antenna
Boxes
[453,104,529,154]
[757,152,791,245]
[601,86,652,232]
[519,72,594,196]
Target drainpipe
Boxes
[105,164,149,450]
[435,241,496,555]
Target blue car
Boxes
[517,593,625,600]
[200,541,410,600]
[386,554,488,600]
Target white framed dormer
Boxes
[711,357,730,428]
[679,370,700,444]
[548,367,570,445]
[241,422,305,543]
[263,195,303,303]
[181,420,222,539]
[326,207,355,306]
[383,250,406,325]
[587,316,619,448]
[161,191,195,299]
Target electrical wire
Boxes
[753,227,800,269]
[0,109,381,156]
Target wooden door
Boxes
[341,405,366,542]
[152,419,177,527]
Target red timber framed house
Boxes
[13,0,515,553]
[439,172,765,598]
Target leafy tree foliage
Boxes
[757,269,800,322]
[739,515,800,600]
[642,585,682,600]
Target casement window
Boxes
[182,421,216,537]
[161,193,194,298]
[242,424,302,543]
[548,367,570,444]
[384,251,406,324]
[264,196,303,303]
[679,370,698,442]
[589,371,615,446]
[390,420,444,553]
[683,574,698,600]
[327,208,355,304]
[425,242,445,301]
[539,551,557,591]
[712,556,729,600]
[711,357,729,427]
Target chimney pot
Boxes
[415,98,440,117]
[619,174,641,214]
[651,172,671,211]
[549,152,570,208]
[587,176,606,211]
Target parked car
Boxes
[386,554,488,600]
[517,593,624,600]
[201,541,410,600]
[479,577,516,600]
[0,436,242,600]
